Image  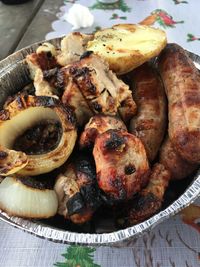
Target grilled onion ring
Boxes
[0,176,58,218]
[0,95,77,176]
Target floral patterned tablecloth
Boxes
[0,1,200,267]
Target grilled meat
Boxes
[62,79,93,126]
[79,114,127,150]
[54,154,101,224]
[26,43,60,98]
[129,63,167,162]
[56,32,93,66]
[159,137,198,180]
[128,163,170,225]
[93,129,150,201]
[59,53,136,120]
[158,43,200,163]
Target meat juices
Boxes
[158,44,200,164]
[93,129,150,201]
[129,62,167,162]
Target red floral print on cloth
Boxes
[140,9,184,28]
[187,33,200,42]
[110,13,127,20]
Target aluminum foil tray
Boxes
[0,39,199,246]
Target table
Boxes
[0,1,200,266]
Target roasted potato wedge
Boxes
[87,24,167,74]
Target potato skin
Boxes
[159,137,198,180]
[129,63,167,162]
[87,24,167,74]
[93,129,150,201]
[158,43,200,163]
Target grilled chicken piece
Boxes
[26,42,60,98]
[129,63,167,162]
[59,53,136,120]
[62,79,93,127]
[159,137,198,180]
[79,114,127,150]
[128,163,170,225]
[54,154,101,224]
[56,32,93,66]
[93,129,150,201]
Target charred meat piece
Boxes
[26,43,61,98]
[129,63,167,162]
[62,78,93,127]
[59,53,136,120]
[158,43,200,163]
[159,137,198,180]
[56,32,94,66]
[79,114,127,150]
[93,129,150,201]
[128,163,170,225]
[54,154,101,224]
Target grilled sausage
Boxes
[158,43,200,163]
[93,129,150,201]
[128,163,170,225]
[129,63,167,162]
[159,137,198,180]
[79,114,127,150]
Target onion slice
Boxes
[0,176,58,218]
[0,95,77,176]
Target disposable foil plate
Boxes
[0,39,199,246]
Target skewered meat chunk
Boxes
[79,114,127,150]
[129,63,167,162]
[93,129,150,201]
[59,53,136,120]
[128,163,170,225]
[159,137,198,180]
[56,32,93,66]
[158,43,200,163]
[54,154,101,224]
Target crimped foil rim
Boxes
[0,40,199,246]
[0,170,199,246]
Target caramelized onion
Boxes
[0,95,77,176]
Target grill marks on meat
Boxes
[129,63,167,162]
[93,129,149,201]
[128,163,170,225]
[79,114,127,150]
[62,79,93,126]
[59,54,136,122]
[158,43,200,163]
[54,154,101,224]
[26,49,60,98]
